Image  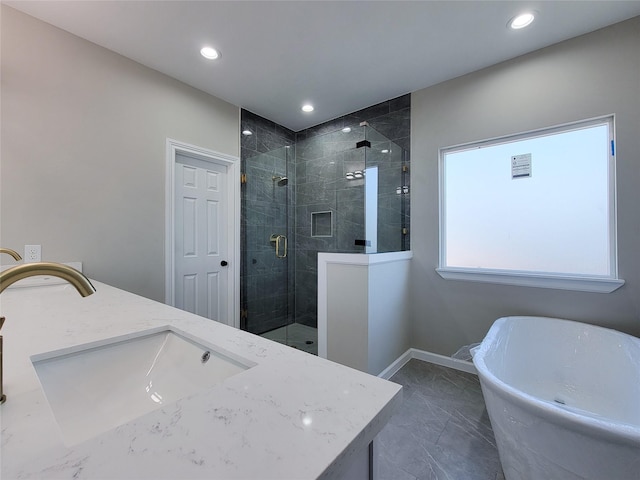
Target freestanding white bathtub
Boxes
[473,316,640,480]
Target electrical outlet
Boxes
[24,245,41,263]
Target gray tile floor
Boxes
[377,359,505,480]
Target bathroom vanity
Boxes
[0,278,401,479]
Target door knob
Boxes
[220,260,228,267]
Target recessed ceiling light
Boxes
[302,104,314,113]
[509,12,535,29]
[342,127,351,133]
[381,149,390,154]
[200,46,220,60]
[242,129,252,136]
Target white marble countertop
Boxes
[0,279,402,479]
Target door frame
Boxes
[165,138,240,328]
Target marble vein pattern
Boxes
[376,360,504,480]
[0,280,401,479]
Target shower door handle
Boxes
[269,234,287,259]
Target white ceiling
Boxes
[6,1,640,131]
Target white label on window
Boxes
[511,153,532,179]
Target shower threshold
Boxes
[261,323,317,355]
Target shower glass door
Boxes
[241,145,293,337]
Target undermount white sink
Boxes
[31,326,255,446]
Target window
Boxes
[437,116,624,293]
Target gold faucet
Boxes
[0,262,96,404]
[0,248,22,262]
[0,262,95,295]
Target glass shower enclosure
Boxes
[241,144,295,335]
[240,123,409,353]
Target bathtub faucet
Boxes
[0,262,96,404]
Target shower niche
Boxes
[311,211,333,237]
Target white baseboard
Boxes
[378,348,477,380]
[377,349,414,380]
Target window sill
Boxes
[435,268,625,293]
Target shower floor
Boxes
[261,323,318,355]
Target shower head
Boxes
[272,176,289,186]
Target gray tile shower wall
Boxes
[294,94,411,328]
[296,93,411,152]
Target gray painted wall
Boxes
[1,6,240,302]
[410,17,640,356]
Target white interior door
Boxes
[174,153,229,322]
